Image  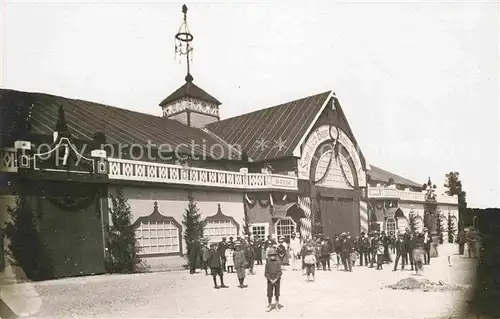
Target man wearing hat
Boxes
[359,232,370,267]
[340,232,353,272]
[233,241,248,288]
[208,242,228,289]
[392,232,408,271]
[217,237,228,272]
[200,239,211,275]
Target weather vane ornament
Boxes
[175,4,194,83]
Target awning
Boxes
[272,203,306,220]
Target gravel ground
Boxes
[1,244,477,318]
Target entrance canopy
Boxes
[272,203,306,221]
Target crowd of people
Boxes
[187,228,439,311]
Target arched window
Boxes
[205,220,238,244]
[135,220,181,255]
[276,217,296,238]
[133,202,183,257]
[385,217,396,236]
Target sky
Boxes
[1,1,498,208]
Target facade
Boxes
[0,6,458,277]
[0,84,459,276]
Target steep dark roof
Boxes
[368,165,422,189]
[159,81,221,106]
[0,89,239,160]
[206,91,331,162]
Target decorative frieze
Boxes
[368,186,458,205]
[108,158,297,190]
[162,97,219,117]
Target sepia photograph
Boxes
[0,1,499,318]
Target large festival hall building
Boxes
[0,7,458,278]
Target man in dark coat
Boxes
[254,238,264,265]
[392,233,407,271]
[359,232,370,266]
[217,237,228,272]
[187,239,200,274]
[208,243,228,289]
[245,239,256,274]
[320,238,331,271]
[457,229,466,255]
[200,240,210,275]
[333,233,342,267]
[404,230,415,270]
[340,233,353,272]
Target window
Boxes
[205,220,238,244]
[251,223,268,241]
[135,221,180,255]
[275,218,296,238]
[386,217,396,236]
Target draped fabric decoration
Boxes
[257,199,270,208]
[282,194,287,201]
[297,196,312,240]
[244,194,257,208]
[269,193,274,207]
[359,201,369,234]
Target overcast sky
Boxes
[1,1,498,208]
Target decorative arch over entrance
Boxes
[297,124,366,187]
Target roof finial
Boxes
[175,4,194,83]
[55,105,69,134]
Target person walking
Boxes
[466,228,477,258]
[233,241,248,288]
[374,233,385,270]
[188,239,200,274]
[404,229,415,271]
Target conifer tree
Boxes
[4,196,54,281]
[182,195,204,252]
[408,210,417,233]
[106,187,140,273]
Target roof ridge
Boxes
[369,164,421,187]
[213,90,331,125]
[0,88,162,119]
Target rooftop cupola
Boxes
[160,4,221,128]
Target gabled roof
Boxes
[206,91,331,162]
[368,165,422,189]
[159,81,221,106]
[0,89,239,160]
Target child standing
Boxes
[303,246,316,281]
[208,242,228,289]
[233,241,248,288]
[225,244,234,273]
[264,248,282,312]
